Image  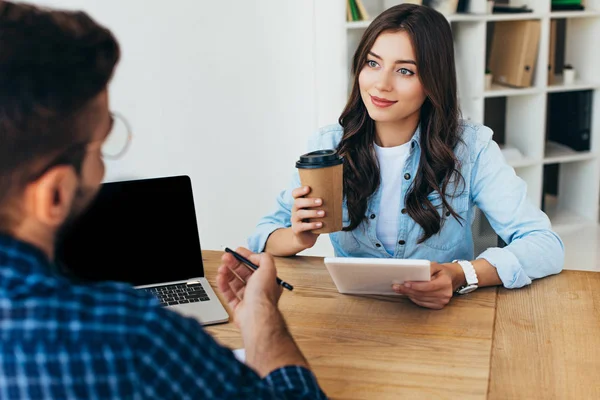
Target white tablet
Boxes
[323,257,431,295]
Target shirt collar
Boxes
[410,124,422,149]
[0,233,54,276]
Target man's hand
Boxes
[392,262,465,310]
[216,247,309,376]
[216,247,283,329]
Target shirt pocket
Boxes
[421,190,470,251]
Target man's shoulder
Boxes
[68,280,208,342]
[21,278,163,339]
[1,275,179,356]
[70,279,158,313]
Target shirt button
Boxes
[401,208,407,214]
[375,243,381,248]
[370,213,376,219]
[398,240,406,245]
[445,211,451,217]
[404,173,411,180]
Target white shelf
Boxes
[500,146,539,168]
[482,78,600,97]
[543,141,596,164]
[446,13,485,22]
[547,206,596,230]
[346,20,371,29]
[510,157,540,168]
[547,76,600,93]
[484,84,542,98]
[544,195,596,229]
[347,12,550,29]
[347,13,483,29]
[486,13,545,21]
[550,10,600,19]
[346,10,600,29]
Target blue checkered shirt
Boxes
[0,234,327,399]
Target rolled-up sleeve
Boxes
[471,131,565,288]
[265,366,327,399]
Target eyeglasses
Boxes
[26,111,133,182]
[102,112,132,159]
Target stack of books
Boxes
[347,0,369,22]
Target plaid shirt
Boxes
[0,234,326,399]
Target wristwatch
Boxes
[452,259,478,295]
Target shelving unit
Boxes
[543,141,595,164]
[484,84,543,97]
[341,0,600,233]
[547,75,599,92]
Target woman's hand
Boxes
[392,262,465,310]
[290,185,324,250]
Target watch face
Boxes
[458,285,477,295]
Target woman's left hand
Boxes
[392,262,463,310]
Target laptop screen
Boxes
[56,175,205,286]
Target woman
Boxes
[248,4,564,309]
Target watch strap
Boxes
[453,260,478,286]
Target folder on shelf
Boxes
[548,19,557,85]
[489,20,541,88]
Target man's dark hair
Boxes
[0,1,120,229]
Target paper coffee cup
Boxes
[296,150,344,234]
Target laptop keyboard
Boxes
[143,282,210,306]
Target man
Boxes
[0,1,326,398]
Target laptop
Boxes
[56,175,229,325]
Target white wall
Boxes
[29,0,346,255]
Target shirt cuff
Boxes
[264,366,325,398]
[247,224,281,253]
[477,247,532,289]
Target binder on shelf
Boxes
[489,20,541,88]
[542,164,559,204]
[355,0,369,20]
[492,5,533,12]
[546,90,593,152]
[347,0,369,22]
[548,19,557,85]
[551,0,585,11]
[348,0,360,21]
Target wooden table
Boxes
[202,251,600,399]
[489,271,600,400]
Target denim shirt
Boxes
[248,122,564,289]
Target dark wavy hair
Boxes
[0,1,120,229]
[337,3,464,243]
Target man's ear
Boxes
[23,165,78,228]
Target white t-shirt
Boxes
[374,141,412,255]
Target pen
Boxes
[224,247,294,291]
